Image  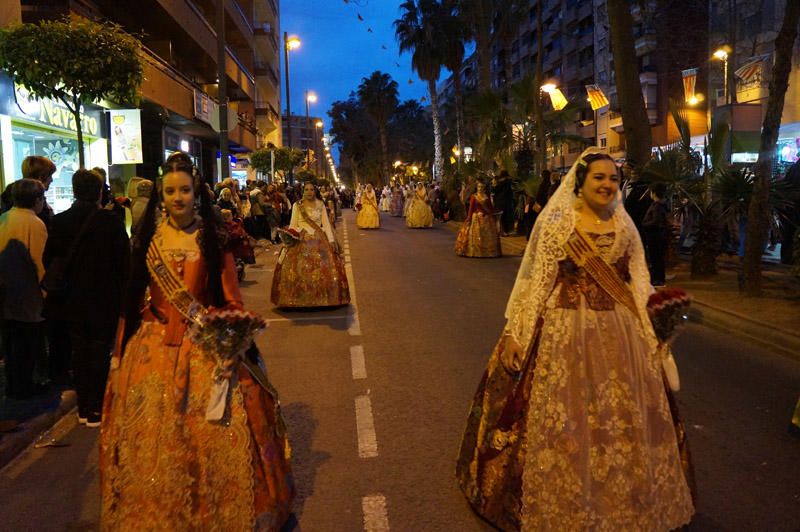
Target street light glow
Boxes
[306,92,317,103]
[713,48,728,60]
[688,96,699,106]
[393,160,403,168]
[541,83,557,93]
[286,36,301,50]
[315,120,323,128]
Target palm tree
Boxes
[743,0,800,295]
[606,0,653,170]
[357,71,399,185]
[440,0,468,161]
[454,0,492,93]
[395,0,446,182]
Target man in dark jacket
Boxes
[642,184,671,287]
[43,169,130,427]
[493,170,515,235]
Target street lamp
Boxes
[284,33,301,182]
[714,47,729,105]
[305,91,317,171]
[314,119,323,175]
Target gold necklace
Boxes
[168,217,197,231]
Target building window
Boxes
[600,136,607,148]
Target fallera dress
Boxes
[455,193,501,257]
[405,187,434,228]
[390,190,404,217]
[100,221,294,531]
[457,148,694,531]
[271,199,350,308]
[356,189,381,229]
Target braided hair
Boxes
[120,152,225,351]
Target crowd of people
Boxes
[4,148,797,530]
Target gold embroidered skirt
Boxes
[455,212,501,257]
[356,204,381,229]
[271,237,350,308]
[406,198,433,228]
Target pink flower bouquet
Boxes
[647,288,691,343]
[277,227,303,247]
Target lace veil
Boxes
[504,147,658,354]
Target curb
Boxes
[688,299,800,362]
[0,389,77,471]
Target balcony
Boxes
[254,61,280,89]
[635,34,657,56]
[608,110,623,132]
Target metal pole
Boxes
[217,0,229,180]
[270,148,275,183]
[305,91,311,170]
[723,57,728,105]
[283,32,293,184]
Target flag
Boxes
[735,54,769,85]
[548,88,568,111]
[681,68,699,102]
[585,85,609,110]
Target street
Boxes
[1,211,799,531]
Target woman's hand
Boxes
[501,334,524,373]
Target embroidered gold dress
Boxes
[271,199,350,308]
[457,231,694,531]
[356,190,381,229]
[406,187,434,228]
[100,222,294,531]
[455,194,501,257]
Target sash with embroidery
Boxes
[564,227,640,318]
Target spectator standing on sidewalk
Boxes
[0,179,48,399]
[493,170,515,235]
[21,156,56,228]
[43,170,130,426]
[642,184,671,287]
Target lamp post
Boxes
[314,119,323,176]
[283,33,300,182]
[714,47,729,105]
[217,0,229,180]
[304,91,317,171]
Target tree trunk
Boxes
[66,95,86,169]
[379,124,390,186]
[474,1,492,93]
[606,0,653,170]
[742,0,800,295]
[428,78,444,182]
[454,70,464,160]
[533,0,545,176]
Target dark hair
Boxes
[650,183,668,200]
[91,167,107,180]
[12,178,44,208]
[120,152,225,351]
[541,168,551,180]
[21,156,56,181]
[72,169,103,202]
[574,153,618,194]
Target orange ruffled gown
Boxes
[455,194,501,257]
[100,225,294,531]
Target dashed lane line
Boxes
[362,495,390,532]
[354,395,378,458]
[350,345,367,380]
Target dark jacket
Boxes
[642,201,670,239]
[43,200,130,324]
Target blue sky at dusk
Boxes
[281,0,429,131]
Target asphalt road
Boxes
[0,211,798,531]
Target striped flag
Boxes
[548,88,568,111]
[735,54,770,85]
[681,68,699,102]
[585,85,609,110]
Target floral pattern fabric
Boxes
[357,192,381,229]
[457,232,694,531]
[271,235,350,308]
[455,195,501,257]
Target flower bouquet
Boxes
[647,288,691,392]
[188,307,267,421]
[355,201,362,211]
[277,227,303,247]
[647,288,691,342]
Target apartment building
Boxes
[1,0,281,204]
[281,114,325,175]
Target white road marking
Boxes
[2,404,78,480]
[355,395,379,458]
[265,315,349,323]
[350,345,367,379]
[362,495,390,531]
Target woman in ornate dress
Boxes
[456,148,695,531]
[390,186,404,217]
[356,183,381,229]
[402,185,413,217]
[271,182,350,308]
[379,186,392,212]
[405,182,434,228]
[455,180,501,257]
[101,153,294,531]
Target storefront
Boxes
[0,74,109,213]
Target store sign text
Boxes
[14,84,99,136]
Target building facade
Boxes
[0,0,282,202]
[281,114,325,176]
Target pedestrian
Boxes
[21,155,57,228]
[217,186,237,215]
[271,182,350,308]
[100,152,294,529]
[0,179,48,399]
[457,148,695,530]
[128,177,154,236]
[42,169,130,427]
[357,184,381,229]
[405,182,433,229]
[455,179,501,258]
[248,180,269,240]
[493,170,515,235]
[642,183,671,287]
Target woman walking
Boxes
[405,182,434,228]
[271,182,350,308]
[100,153,294,531]
[356,184,381,229]
[456,149,694,531]
[455,180,501,258]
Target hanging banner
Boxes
[109,109,143,164]
[548,88,568,111]
[681,68,699,103]
[585,84,610,110]
[735,54,770,86]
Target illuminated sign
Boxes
[109,109,143,164]
[13,84,99,136]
